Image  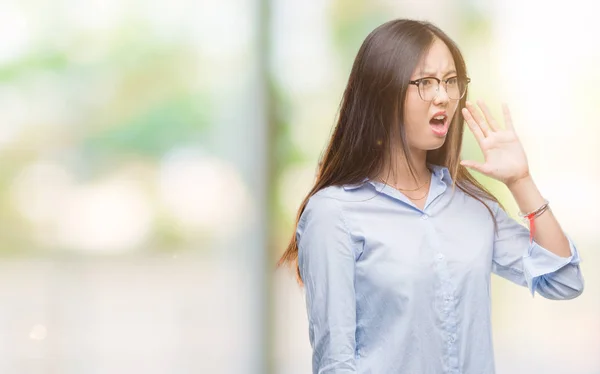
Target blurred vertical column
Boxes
[256,0,275,373]
[210,0,274,371]
[215,0,274,372]
[187,0,274,372]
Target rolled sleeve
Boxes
[523,236,583,298]
[491,203,584,300]
[297,193,357,373]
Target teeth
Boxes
[434,115,445,120]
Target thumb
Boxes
[460,160,487,174]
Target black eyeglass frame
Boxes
[408,76,471,101]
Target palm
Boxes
[461,101,530,186]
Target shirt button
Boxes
[436,253,444,261]
[421,214,429,220]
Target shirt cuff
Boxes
[522,236,580,296]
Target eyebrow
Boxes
[419,70,457,77]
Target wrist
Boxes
[506,173,546,216]
[506,173,532,191]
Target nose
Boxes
[433,84,450,105]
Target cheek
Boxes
[404,95,429,130]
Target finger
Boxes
[462,107,485,143]
[465,101,491,136]
[501,102,515,133]
[477,100,500,131]
[460,160,488,174]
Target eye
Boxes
[446,77,458,85]
[420,78,435,87]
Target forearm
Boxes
[506,175,571,257]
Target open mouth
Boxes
[429,112,449,137]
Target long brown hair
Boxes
[278,19,500,284]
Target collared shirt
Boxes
[297,164,583,374]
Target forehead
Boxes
[416,38,456,75]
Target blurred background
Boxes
[0,0,598,373]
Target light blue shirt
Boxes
[297,164,583,374]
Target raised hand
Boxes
[461,100,530,187]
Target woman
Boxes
[278,19,584,374]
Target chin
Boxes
[421,138,447,151]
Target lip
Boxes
[429,111,449,137]
[430,111,447,120]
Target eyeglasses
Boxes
[408,76,470,101]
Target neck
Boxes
[378,149,430,189]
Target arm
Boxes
[297,194,357,373]
[461,100,584,299]
[507,175,569,257]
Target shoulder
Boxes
[297,184,364,238]
[300,186,347,227]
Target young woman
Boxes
[278,19,584,374]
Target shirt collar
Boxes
[430,164,452,185]
[343,178,369,191]
[342,163,452,191]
